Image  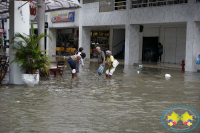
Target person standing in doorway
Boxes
[96,46,105,67]
[158,42,163,63]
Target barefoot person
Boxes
[68,53,86,78]
[105,50,115,78]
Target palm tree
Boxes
[11,23,52,74]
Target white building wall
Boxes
[143,27,160,37]
[81,2,127,26]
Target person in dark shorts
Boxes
[68,53,86,78]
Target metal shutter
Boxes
[176,27,186,63]
[164,27,176,63]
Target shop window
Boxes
[132,0,188,9]
[90,31,110,58]
[56,29,78,56]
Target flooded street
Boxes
[0,61,200,133]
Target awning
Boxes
[0,0,81,20]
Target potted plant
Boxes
[11,23,52,86]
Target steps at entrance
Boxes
[114,50,124,59]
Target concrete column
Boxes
[79,26,91,59]
[159,25,165,62]
[185,21,200,72]
[109,27,113,52]
[126,0,132,9]
[139,32,143,61]
[125,24,140,65]
[37,0,45,51]
[47,28,56,61]
[9,1,29,84]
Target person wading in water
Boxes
[68,53,86,78]
[96,46,105,67]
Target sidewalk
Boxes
[52,55,182,71]
[134,61,182,71]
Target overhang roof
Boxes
[0,0,81,20]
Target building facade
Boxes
[44,0,200,72]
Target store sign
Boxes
[51,12,75,22]
[30,2,37,20]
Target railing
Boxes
[114,1,126,10]
[114,39,125,48]
[132,0,188,8]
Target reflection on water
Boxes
[0,61,200,132]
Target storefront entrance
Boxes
[142,37,159,61]
[55,28,78,56]
[90,30,110,58]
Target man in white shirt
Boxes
[76,47,84,67]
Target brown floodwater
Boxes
[0,60,200,133]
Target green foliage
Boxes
[11,23,52,74]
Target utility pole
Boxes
[37,0,45,51]
[1,20,5,50]
[2,20,6,48]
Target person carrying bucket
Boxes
[96,47,106,75]
[105,50,119,78]
[96,46,105,66]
